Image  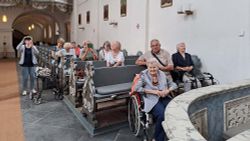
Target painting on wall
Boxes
[103,5,109,21]
[86,11,90,24]
[161,0,173,8]
[120,0,127,17]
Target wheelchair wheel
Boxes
[128,95,141,136]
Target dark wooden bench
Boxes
[69,60,107,107]
[125,55,139,60]
[81,63,145,127]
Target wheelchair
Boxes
[128,91,153,141]
[172,55,219,94]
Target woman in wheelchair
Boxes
[135,58,177,141]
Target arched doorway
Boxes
[12,11,62,44]
[12,11,62,57]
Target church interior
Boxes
[1,0,250,141]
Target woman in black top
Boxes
[16,36,39,95]
[172,42,195,92]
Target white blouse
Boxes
[106,51,125,66]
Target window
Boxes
[103,5,109,21]
[120,0,127,17]
[55,22,59,35]
[86,11,90,24]
[48,25,52,39]
[44,28,47,38]
[78,14,82,25]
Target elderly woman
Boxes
[172,42,198,92]
[60,42,76,58]
[51,38,65,60]
[99,41,111,61]
[135,58,177,141]
[106,41,125,67]
[16,36,39,95]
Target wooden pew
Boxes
[81,63,145,127]
[68,60,107,107]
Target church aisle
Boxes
[14,61,141,141]
[0,59,25,141]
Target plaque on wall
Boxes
[190,108,208,139]
[161,0,173,8]
[224,95,250,131]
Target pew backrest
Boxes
[93,65,145,87]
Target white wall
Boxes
[72,0,147,54]
[73,0,99,46]
[71,0,250,84]
[148,0,250,83]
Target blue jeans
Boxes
[151,96,172,141]
[21,67,36,91]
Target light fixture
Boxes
[28,26,32,31]
[31,24,35,29]
[177,4,194,16]
[109,20,118,26]
[2,15,7,22]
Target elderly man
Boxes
[136,39,174,79]
[172,42,195,92]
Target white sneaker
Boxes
[32,89,37,93]
[22,91,27,96]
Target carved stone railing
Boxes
[162,79,250,141]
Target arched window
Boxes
[44,28,47,38]
[55,22,59,35]
[48,25,52,38]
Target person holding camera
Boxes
[80,40,98,61]
[16,36,39,96]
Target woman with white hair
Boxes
[172,42,197,92]
[106,41,125,67]
[135,58,177,141]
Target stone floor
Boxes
[20,90,142,141]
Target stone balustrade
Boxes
[163,79,250,141]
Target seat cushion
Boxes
[95,82,132,95]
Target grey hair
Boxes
[146,58,159,67]
[176,42,185,50]
[112,41,122,50]
[63,42,72,49]
[57,37,65,44]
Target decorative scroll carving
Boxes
[0,0,20,7]
[82,61,95,113]
[69,60,76,96]
[32,2,48,10]
[190,108,208,139]
[56,3,68,12]
[224,96,250,131]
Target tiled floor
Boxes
[20,90,142,141]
